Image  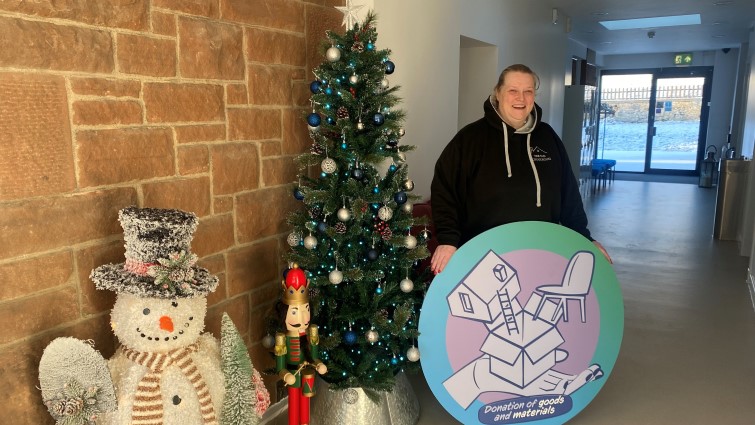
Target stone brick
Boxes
[0,16,113,73]
[154,0,220,18]
[227,108,281,141]
[0,188,135,260]
[70,77,141,97]
[292,79,311,108]
[76,240,122,315]
[0,286,79,345]
[213,196,234,214]
[305,6,342,71]
[175,124,226,144]
[178,144,210,175]
[142,176,212,217]
[144,83,224,123]
[72,99,143,126]
[227,83,248,105]
[0,0,148,30]
[206,294,250,338]
[248,64,295,105]
[226,238,279,296]
[198,254,227,306]
[77,127,175,187]
[211,142,260,195]
[193,214,235,257]
[236,186,297,242]
[178,18,244,80]
[221,0,304,32]
[282,108,311,155]
[250,280,280,310]
[263,156,298,187]
[151,10,177,36]
[259,140,282,157]
[0,73,76,201]
[0,251,73,302]
[117,33,177,77]
[246,27,306,66]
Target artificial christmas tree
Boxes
[281,7,430,422]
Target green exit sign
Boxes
[674,52,693,65]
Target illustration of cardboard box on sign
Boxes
[420,222,623,425]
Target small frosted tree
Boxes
[220,313,261,425]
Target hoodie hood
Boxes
[485,95,543,207]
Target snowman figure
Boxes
[39,206,268,425]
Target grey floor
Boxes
[412,180,755,424]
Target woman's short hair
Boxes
[495,64,540,91]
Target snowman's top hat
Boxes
[90,206,218,298]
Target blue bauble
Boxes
[372,113,385,126]
[376,286,383,294]
[309,80,321,93]
[326,116,336,125]
[389,164,397,172]
[391,357,399,365]
[367,42,374,50]
[293,187,305,200]
[387,139,398,147]
[394,191,408,205]
[325,87,333,95]
[385,60,395,74]
[367,249,379,261]
[307,113,321,127]
[344,331,358,345]
[351,168,364,181]
[316,221,328,233]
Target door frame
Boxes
[598,66,713,175]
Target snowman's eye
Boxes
[143,308,150,315]
[171,301,178,307]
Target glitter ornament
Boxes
[329,269,343,285]
[378,206,393,221]
[407,346,420,362]
[337,207,351,222]
[401,202,413,214]
[400,277,414,293]
[366,330,379,343]
[326,46,341,62]
[304,234,318,250]
[403,179,415,191]
[309,80,321,93]
[344,331,357,345]
[307,112,321,127]
[286,232,301,247]
[349,74,359,85]
[321,157,337,174]
[405,235,418,249]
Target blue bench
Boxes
[592,159,616,191]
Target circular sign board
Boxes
[419,222,623,424]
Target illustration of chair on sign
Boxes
[534,251,595,323]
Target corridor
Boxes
[413,180,755,424]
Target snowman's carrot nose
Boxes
[160,316,174,332]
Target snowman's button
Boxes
[143,308,150,315]
[172,395,181,405]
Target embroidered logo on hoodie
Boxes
[531,146,552,162]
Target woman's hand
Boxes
[593,240,613,264]
[431,244,458,275]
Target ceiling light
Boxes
[600,14,701,30]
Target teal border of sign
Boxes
[419,221,624,424]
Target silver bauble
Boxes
[329,269,343,285]
[398,128,406,136]
[337,207,352,222]
[349,74,359,84]
[403,179,415,191]
[407,346,420,362]
[308,125,319,133]
[326,46,341,62]
[380,78,389,89]
[405,235,418,249]
[401,202,413,214]
[262,334,275,349]
[397,152,407,163]
[321,157,337,174]
[304,235,318,250]
[286,232,301,247]
[366,329,379,343]
[378,206,393,221]
[400,278,414,293]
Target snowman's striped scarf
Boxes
[123,343,218,425]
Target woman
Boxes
[430,64,610,274]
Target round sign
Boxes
[419,222,623,424]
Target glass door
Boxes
[598,67,712,175]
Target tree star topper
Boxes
[335,0,364,29]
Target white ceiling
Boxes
[546,0,755,56]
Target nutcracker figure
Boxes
[275,264,328,425]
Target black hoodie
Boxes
[430,96,591,247]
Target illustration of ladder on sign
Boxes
[493,264,519,335]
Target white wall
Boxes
[373,0,570,198]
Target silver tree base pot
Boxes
[309,371,420,425]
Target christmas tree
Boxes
[285,11,430,392]
[220,313,266,424]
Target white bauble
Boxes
[337,207,351,222]
[329,269,343,285]
[349,74,359,84]
[304,235,318,250]
[380,78,389,89]
[400,202,413,214]
[405,235,417,249]
[398,128,406,137]
[407,346,420,362]
[400,278,414,293]
[287,232,301,247]
[378,206,393,221]
[326,46,341,62]
[321,158,337,174]
[366,329,379,343]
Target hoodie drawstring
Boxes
[503,123,512,178]
[526,134,542,207]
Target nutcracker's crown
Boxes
[281,263,309,305]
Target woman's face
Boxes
[495,71,536,127]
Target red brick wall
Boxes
[0,1,342,422]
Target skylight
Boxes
[599,14,701,30]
